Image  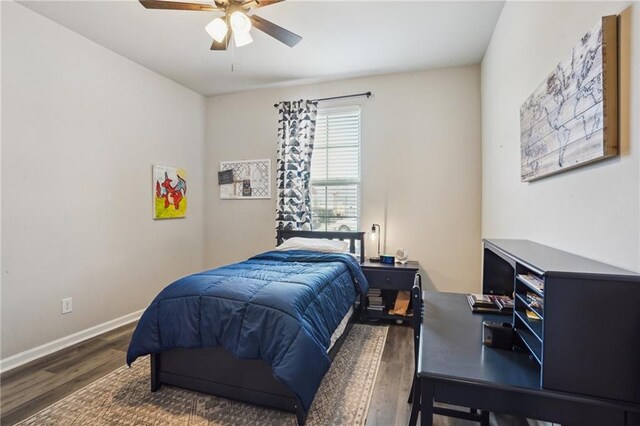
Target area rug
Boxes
[17,324,388,426]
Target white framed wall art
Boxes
[219,159,271,200]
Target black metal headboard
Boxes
[276,230,366,264]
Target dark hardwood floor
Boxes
[1,324,532,426]
[0,324,133,425]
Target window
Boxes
[310,106,361,232]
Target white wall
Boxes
[205,66,483,293]
[1,2,206,358]
[482,2,640,272]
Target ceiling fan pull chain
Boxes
[231,39,235,72]
[229,40,236,72]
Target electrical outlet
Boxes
[62,297,73,314]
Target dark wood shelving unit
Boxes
[483,239,640,405]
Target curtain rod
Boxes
[273,92,372,108]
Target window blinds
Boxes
[310,106,361,232]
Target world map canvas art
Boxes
[153,165,187,219]
[520,15,618,182]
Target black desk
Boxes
[413,292,640,426]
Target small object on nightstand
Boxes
[395,248,409,264]
[380,254,395,264]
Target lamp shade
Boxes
[230,11,252,34]
[233,30,253,47]
[205,17,228,43]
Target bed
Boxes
[126,230,367,425]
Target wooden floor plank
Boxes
[0,351,126,426]
[0,323,135,425]
[102,334,135,353]
[98,324,137,343]
[0,370,57,409]
[2,347,126,415]
[43,340,122,374]
[0,324,130,382]
[367,325,413,426]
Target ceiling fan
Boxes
[139,0,302,50]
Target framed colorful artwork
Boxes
[153,165,187,219]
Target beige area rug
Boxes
[17,324,388,426]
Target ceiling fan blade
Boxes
[139,0,217,12]
[210,32,230,50]
[250,14,301,47]
[243,0,284,9]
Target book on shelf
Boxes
[526,309,541,320]
[526,292,543,309]
[466,294,513,315]
[518,274,544,292]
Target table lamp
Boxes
[369,224,381,262]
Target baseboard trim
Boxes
[0,309,144,373]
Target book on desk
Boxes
[466,293,513,315]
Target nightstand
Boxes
[361,260,419,324]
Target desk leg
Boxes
[408,377,421,426]
[420,380,434,426]
[408,379,415,404]
[480,410,489,426]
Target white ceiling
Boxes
[19,0,505,96]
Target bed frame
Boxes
[276,229,366,264]
[150,230,366,426]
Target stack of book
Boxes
[367,289,385,311]
[525,292,544,320]
[518,274,544,293]
[466,293,514,315]
[526,292,543,309]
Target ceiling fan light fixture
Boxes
[233,30,253,47]
[139,0,302,50]
[229,10,252,34]
[205,17,228,43]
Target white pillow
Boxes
[275,237,350,254]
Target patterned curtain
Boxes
[276,100,319,231]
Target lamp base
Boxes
[368,257,381,263]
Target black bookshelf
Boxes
[483,239,640,405]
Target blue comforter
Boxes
[126,250,368,412]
